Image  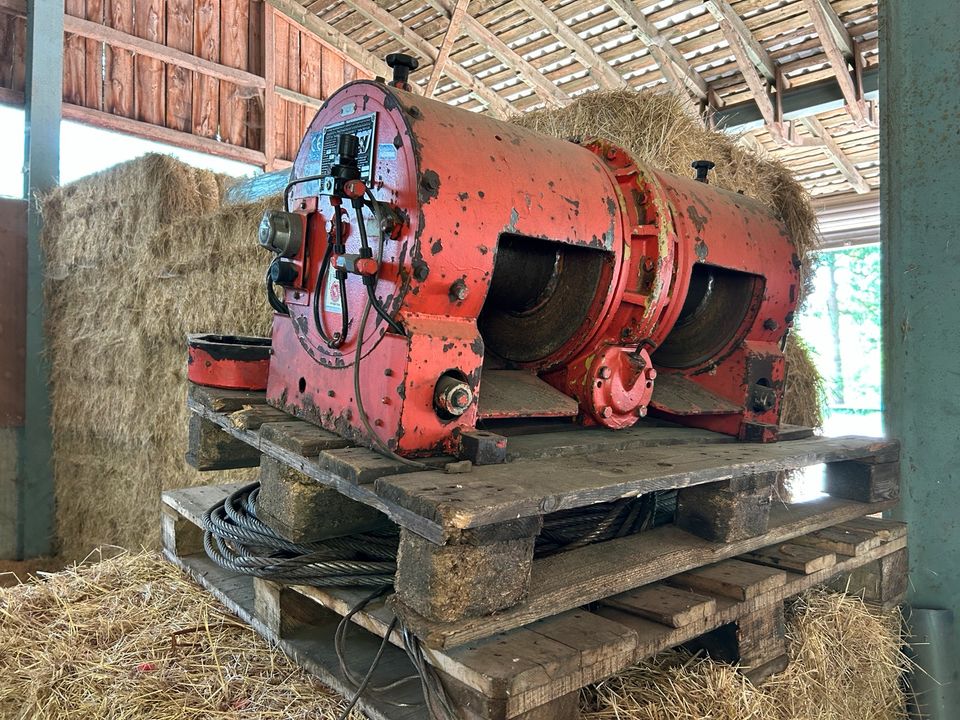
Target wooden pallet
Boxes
[186,383,901,643]
[162,483,907,720]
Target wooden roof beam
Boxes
[425,0,471,97]
[799,116,870,194]
[426,0,570,107]
[704,0,776,83]
[511,0,626,90]
[801,0,870,127]
[606,0,707,101]
[266,0,391,80]
[342,0,514,117]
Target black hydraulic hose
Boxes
[266,265,289,315]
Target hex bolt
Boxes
[636,406,648,417]
[449,279,469,302]
[434,374,474,417]
[598,366,612,379]
[763,318,779,331]
[600,406,614,419]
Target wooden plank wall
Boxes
[0,1,370,168]
[271,10,368,164]
[0,11,27,100]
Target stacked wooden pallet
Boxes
[169,384,904,719]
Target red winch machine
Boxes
[212,54,799,463]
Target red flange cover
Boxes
[187,334,271,390]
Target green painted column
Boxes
[17,0,62,557]
[881,0,960,706]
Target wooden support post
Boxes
[256,456,388,542]
[254,578,332,638]
[737,604,789,682]
[830,546,908,609]
[186,414,261,470]
[675,473,775,542]
[160,505,205,556]
[395,517,541,622]
[825,458,900,503]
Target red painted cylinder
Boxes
[264,79,799,455]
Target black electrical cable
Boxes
[283,173,324,211]
[334,615,399,720]
[265,264,289,315]
[354,200,406,336]
[312,241,337,346]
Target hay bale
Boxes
[582,589,907,720]
[0,551,359,719]
[41,156,281,558]
[511,89,823,427]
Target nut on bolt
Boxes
[598,366,612,379]
[434,373,474,417]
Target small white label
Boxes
[378,142,397,160]
[324,273,343,312]
[340,103,356,117]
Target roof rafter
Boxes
[425,0,570,107]
[511,0,626,90]
[342,0,514,117]
[801,0,869,126]
[266,0,391,81]
[799,116,871,193]
[425,0,471,96]
[704,0,776,82]
[606,0,707,101]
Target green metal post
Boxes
[882,0,960,710]
[17,0,62,557]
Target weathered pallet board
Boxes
[162,483,906,719]
[165,483,898,650]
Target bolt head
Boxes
[637,406,648,417]
[600,406,613,419]
[598,366,612,379]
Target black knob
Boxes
[692,160,715,183]
[270,258,299,286]
[386,53,419,87]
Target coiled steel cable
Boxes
[201,483,398,587]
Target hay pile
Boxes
[0,552,906,719]
[582,590,908,719]
[511,90,824,428]
[41,155,280,558]
[0,551,360,719]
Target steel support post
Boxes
[882,0,960,715]
[17,0,62,557]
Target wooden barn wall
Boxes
[0,1,370,168]
[0,11,27,100]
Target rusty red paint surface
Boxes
[261,79,799,455]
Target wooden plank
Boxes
[83,0,104,109]
[704,0,776,81]
[789,523,882,556]
[799,116,871,193]
[511,0,624,91]
[274,84,322,108]
[425,0,469,96]
[423,0,569,107]
[218,0,250,146]
[258,420,348,455]
[104,0,135,117]
[63,0,86,105]
[743,542,837,574]
[229,404,292,430]
[261,6,275,165]
[670,558,786,601]
[133,0,165,124]
[392,495,898,649]
[272,15,289,163]
[319,44,343,99]
[192,0,221,138]
[63,15,266,89]
[342,0,513,117]
[188,383,269,412]
[265,0,390,81]
[801,0,867,125]
[602,584,717,628]
[186,413,261,470]
[375,436,899,531]
[61,101,267,165]
[245,0,263,151]
[165,0,195,131]
[299,35,323,130]
[284,23,301,159]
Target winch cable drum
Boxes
[257,52,799,455]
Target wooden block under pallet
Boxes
[674,472,776,542]
[186,414,261,471]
